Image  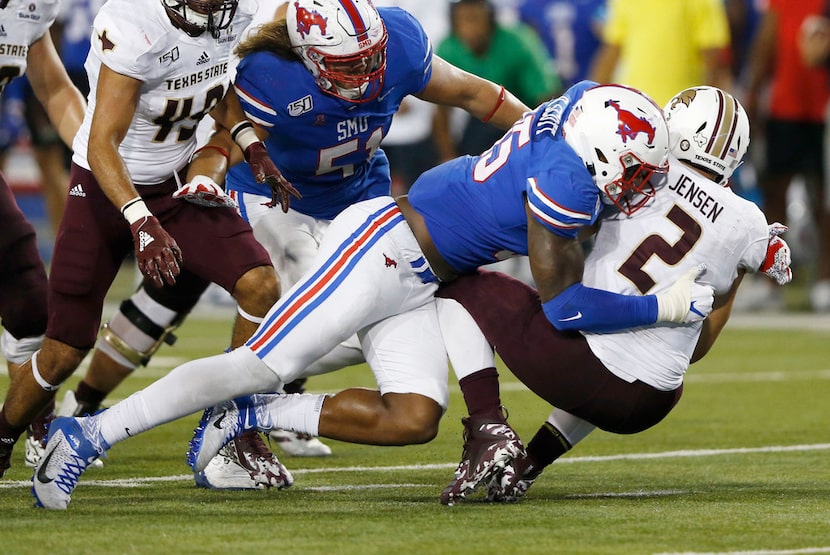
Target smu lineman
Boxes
[33,80,715,509]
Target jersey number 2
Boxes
[618,204,702,294]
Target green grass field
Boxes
[2,292,830,554]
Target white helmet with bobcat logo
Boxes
[162,0,238,38]
[287,0,388,103]
[563,84,670,216]
[664,86,750,186]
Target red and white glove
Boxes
[655,264,714,323]
[122,198,183,288]
[231,121,301,213]
[172,175,238,209]
[760,222,793,285]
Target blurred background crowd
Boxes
[4,0,830,312]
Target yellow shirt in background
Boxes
[602,0,730,106]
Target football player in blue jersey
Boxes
[33,78,717,510]
[53,0,531,489]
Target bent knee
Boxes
[233,265,281,313]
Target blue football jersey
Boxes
[226,7,433,220]
[408,80,602,274]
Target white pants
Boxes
[243,197,449,408]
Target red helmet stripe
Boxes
[340,0,368,42]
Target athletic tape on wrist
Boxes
[230,121,259,151]
[121,197,153,225]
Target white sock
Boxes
[259,393,326,437]
[97,347,281,446]
[546,409,596,447]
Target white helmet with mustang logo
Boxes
[287,0,388,102]
[563,84,670,216]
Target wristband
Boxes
[193,144,231,165]
[482,85,506,123]
[230,121,259,151]
[121,197,153,225]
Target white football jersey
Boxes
[582,156,769,391]
[71,0,257,184]
[0,0,59,95]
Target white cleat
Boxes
[269,429,332,457]
[31,417,105,510]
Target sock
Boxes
[526,422,572,471]
[0,410,26,447]
[458,367,503,420]
[97,347,280,447]
[259,393,326,437]
[75,381,107,415]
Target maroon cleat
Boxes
[440,415,524,506]
[487,451,543,503]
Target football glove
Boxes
[172,175,238,209]
[655,263,714,323]
[130,216,183,288]
[760,222,793,286]
[243,142,301,213]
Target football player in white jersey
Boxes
[432,86,793,504]
[0,0,85,478]
[1,0,300,485]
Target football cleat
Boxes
[440,415,525,506]
[53,391,105,469]
[23,409,53,469]
[269,429,332,457]
[31,416,106,510]
[187,395,265,473]
[195,430,293,490]
[486,452,542,503]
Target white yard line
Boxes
[3,442,829,490]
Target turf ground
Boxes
[2,269,830,555]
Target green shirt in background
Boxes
[436,24,559,108]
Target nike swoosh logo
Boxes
[36,448,56,484]
[558,312,583,322]
[689,301,705,318]
[213,410,227,430]
[378,87,395,101]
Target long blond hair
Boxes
[235,19,300,61]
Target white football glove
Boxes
[760,222,793,286]
[655,263,714,323]
[172,175,238,209]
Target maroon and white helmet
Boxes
[563,84,670,216]
[287,0,388,102]
[664,86,750,186]
[162,0,238,38]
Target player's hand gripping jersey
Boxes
[70,0,257,184]
[229,7,432,220]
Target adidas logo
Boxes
[196,51,210,65]
[0,25,7,37]
[138,230,154,252]
[69,184,86,197]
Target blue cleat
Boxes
[31,416,105,510]
[187,396,264,474]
